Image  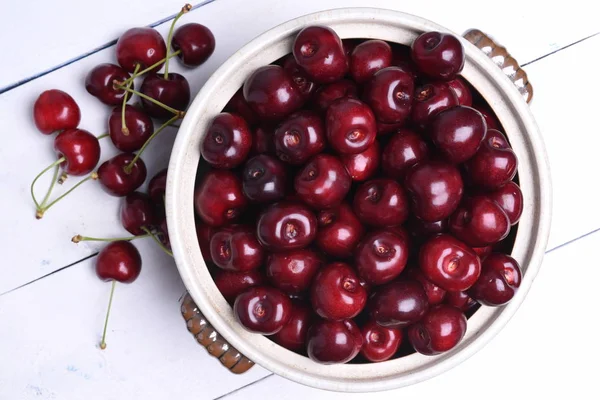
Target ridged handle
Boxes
[181,293,254,374]
[463,29,533,103]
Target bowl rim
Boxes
[166,7,552,392]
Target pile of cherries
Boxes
[194,26,523,364]
[30,4,215,349]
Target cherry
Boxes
[171,23,215,67]
[406,216,448,239]
[465,129,517,189]
[256,202,317,251]
[449,196,510,247]
[272,302,313,352]
[473,245,493,259]
[54,129,101,176]
[214,269,265,303]
[282,54,317,100]
[251,124,276,155]
[140,73,190,120]
[108,105,153,152]
[310,262,367,320]
[201,112,252,169]
[411,32,464,80]
[363,66,414,124]
[307,319,362,364]
[85,64,131,105]
[312,80,358,113]
[411,82,459,129]
[225,88,259,126]
[148,168,167,206]
[274,110,325,165]
[157,216,170,250]
[349,40,392,83]
[120,191,156,235]
[447,78,472,107]
[381,129,429,180]
[266,249,322,294]
[194,170,247,227]
[404,161,463,222]
[316,203,364,258]
[196,221,215,261]
[404,267,445,306]
[360,320,402,362]
[419,234,481,291]
[355,230,409,286]
[353,178,409,227]
[342,39,361,57]
[97,153,147,197]
[488,181,523,225]
[33,90,81,134]
[242,154,287,203]
[210,225,264,271]
[295,154,351,209]
[234,286,292,334]
[293,26,348,84]
[243,65,305,120]
[369,279,429,327]
[340,141,380,181]
[326,98,376,154]
[472,103,501,130]
[116,27,166,73]
[445,290,477,311]
[408,304,467,355]
[469,253,522,306]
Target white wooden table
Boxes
[1,0,598,398]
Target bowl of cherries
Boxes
[168,8,551,392]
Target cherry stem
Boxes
[40,163,60,208]
[114,83,184,118]
[121,64,140,135]
[72,233,151,243]
[124,115,179,174]
[96,133,109,140]
[142,227,173,257]
[31,157,65,212]
[100,280,116,350]
[58,172,68,185]
[118,50,181,86]
[37,172,98,219]
[164,4,192,79]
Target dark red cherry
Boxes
[243,65,304,120]
[272,302,313,352]
[404,161,463,222]
[53,129,101,176]
[282,54,316,100]
[469,253,522,306]
[194,170,247,227]
[316,203,364,258]
[171,23,215,67]
[449,196,510,247]
[293,25,348,84]
[201,113,252,169]
[274,110,325,165]
[406,267,447,305]
[96,241,142,283]
[411,32,465,80]
[350,40,392,83]
[97,153,147,197]
[85,64,131,105]
[242,154,287,203]
[472,103,501,130]
[266,249,322,294]
[148,168,167,206]
[140,73,190,120]
[408,304,467,355]
[307,319,362,364]
[326,98,376,154]
[473,246,493,259]
[430,106,486,164]
[225,88,259,126]
[33,90,81,134]
[340,141,380,182]
[488,181,523,225]
[312,80,358,113]
[419,234,481,292]
[447,78,472,107]
[196,221,215,261]
[210,225,264,272]
[363,66,414,124]
[116,27,167,73]
[234,286,292,335]
[108,105,153,152]
[256,202,317,251]
[251,124,276,155]
[445,290,477,311]
[353,178,410,227]
[295,154,351,209]
[311,262,367,320]
[465,129,517,189]
[411,82,459,129]
[214,269,265,303]
[120,191,156,235]
[360,320,402,362]
[369,279,429,327]
[355,230,409,286]
[406,216,448,239]
[382,129,429,180]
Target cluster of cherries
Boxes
[30,4,215,349]
[194,26,523,364]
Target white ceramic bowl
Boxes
[166,8,552,392]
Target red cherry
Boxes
[472,103,501,130]
[234,286,292,334]
[97,153,147,197]
[54,129,101,176]
[210,225,264,272]
[272,302,313,352]
[408,304,467,355]
[360,320,402,362]
[353,178,410,227]
[447,78,472,107]
[293,26,348,84]
[381,129,429,180]
[363,66,414,124]
[225,88,259,126]
[194,170,247,227]
[294,154,351,209]
[310,262,367,320]
[349,40,392,83]
[369,279,429,327]
[85,64,132,105]
[355,230,409,286]
[213,269,265,304]
[242,154,287,203]
[312,80,358,113]
[406,267,447,305]
[282,54,317,100]
[266,249,322,294]
[274,110,326,165]
[140,73,190,120]
[473,245,493,259]
[116,27,166,73]
[201,112,252,169]
[315,203,364,258]
[148,168,167,206]
[487,181,523,225]
[108,105,154,152]
[120,192,156,235]
[465,129,518,189]
[411,82,458,129]
[172,23,215,67]
[340,141,380,182]
[326,98,376,154]
[33,90,81,134]
[256,202,317,251]
[307,319,362,364]
[445,290,477,311]
[96,241,142,283]
[449,196,511,247]
[411,32,465,80]
[469,253,522,306]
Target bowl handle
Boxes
[463,29,533,104]
[181,293,255,373]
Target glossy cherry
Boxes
[97,153,147,197]
[194,170,247,227]
[148,169,167,206]
[274,110,326,165]
[233,286,292,335]
[214,269,265,303]
[349,40,392,83]
[295,154,351,209]
[266,249,322,294]
[33,90,81,134]
[356,230,409,286]
[488,181,523,225]
[54,129,101,176]
[96,241,142,283]
[340,141,380,181]
[469,253,522,306]
[256,202,317,251]
[316,203,363,258]
[293,25,348,83]
[369,279,429,327]
[381,129,429,179]
[353,178,410,227]
[282,54,316,100]
[411,32,464,80]
[312,80,358,113]
[242,154,287,203]
[210,225,264,271]
[406,267,447,305]
[449,196,511,247]
[445,290,477,311]
[363,66,414,124]
[447,78,472,107]
[140,73,190,119]
[172,23,215,67]
[307,319,362,364]
[429,106,486,164]
[472,103,501,130]
[272,302,313,352]
[225,88,259,126]
[326,98,376,154]
[120,192,156,235]
[360,320,402,362]
[408,305,467,355]
[411,82,459,129]
[465,129,517,189]
[406,216,448,239]
[311,262,367,320]
[201,112,252,168]
[108,105,154,152]
[85,64,131,105]
[473,246,493,259]
[419,234,481,291]
[116,27,166,73]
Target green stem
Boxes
[124,115,179,174]
[96,133,109,140]
[37,172,97,219]
[121,64,140,135]
[164,4,192,79]
[142,227,173,257]
[99,280,117,350]
[72,233,150,243]
[31,157,65,215]
[40,163,60,208]
[115,84,184,117]
[118,50,181,86]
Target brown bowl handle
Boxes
[463,29,533,104]
[181,293,254,374]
